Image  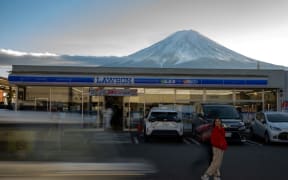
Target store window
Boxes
[235,89,263,112]
[50,87,69,112]
[264,90,277,111]
[123,88,145,129]
[235,89,263,101]
[20,86,51,111]
[175,89,203,131]
[205,89,233,103]
[144,88,175,115]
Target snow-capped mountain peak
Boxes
[126,29,255,67]
[1,30,284,71]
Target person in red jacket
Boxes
[201,117,227,180]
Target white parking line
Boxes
[133,136,139,144]
[183,138,192,144]
[185,137,201,145]
[245,140,263,146]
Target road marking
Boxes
[183,138,192,144]
[188,137,201,145]
[185,137,201,145]
[245,140,263,146]
[133,136,139,144]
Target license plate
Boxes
[225,132,232,137]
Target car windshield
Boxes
[267,113,288,123]
[149,112,178,121]
[203,106,240,119]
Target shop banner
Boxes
[89,88,137,96]
[9,75,268,87]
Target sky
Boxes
[0,0,288,67]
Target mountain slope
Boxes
[112,30,283,69]
[1,30,285,70]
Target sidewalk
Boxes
[0,110,133,161]
[0,109,95,124]
[0,161,156,177]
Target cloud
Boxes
[0,48,124,69]
[0,48,83,66]
[0,49,58,57]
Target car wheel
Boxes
[177,135,183,142]
[143,128,149,142]
[249,127,255,139]
[191,125,196,137]
[264,132,270,144]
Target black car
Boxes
[192,103,247,143]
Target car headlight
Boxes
[269,125,281,131]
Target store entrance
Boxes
[105,96,123,131]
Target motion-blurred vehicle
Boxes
[192,103,246,143]
[250,111,288,143]
[195,122,213,143]
[144,107,183,141]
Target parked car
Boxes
[143,107,183,141]
[250,111,288,143]
[192,103,246,143]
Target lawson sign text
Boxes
[94,76,133,84]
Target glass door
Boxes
[123,96,144,131]
[93,96,105,129]
[122,88,145,131]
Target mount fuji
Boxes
[112,30,283,69]
[0,30,285,70]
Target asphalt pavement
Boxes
[1,110,288,180]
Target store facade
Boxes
[0,77,11,108]
[8,65,287,131]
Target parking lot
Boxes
[125,131,288,180]
[130,130,264,146]
[1,110,288,179]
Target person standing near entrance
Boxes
[104,105,113,129]
[201,117,227,180]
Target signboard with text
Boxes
[89,88,137,96]
[9,75,268,87]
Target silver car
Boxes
[250,112,288,143]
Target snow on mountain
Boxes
[0,30,285,71]
[129,30,252,63]
[113,30,283,69]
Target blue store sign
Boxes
[8,75,268,87]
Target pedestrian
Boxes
[104,105,113,129]
[201,117,227,180]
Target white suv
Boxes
[144,107,183,141]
